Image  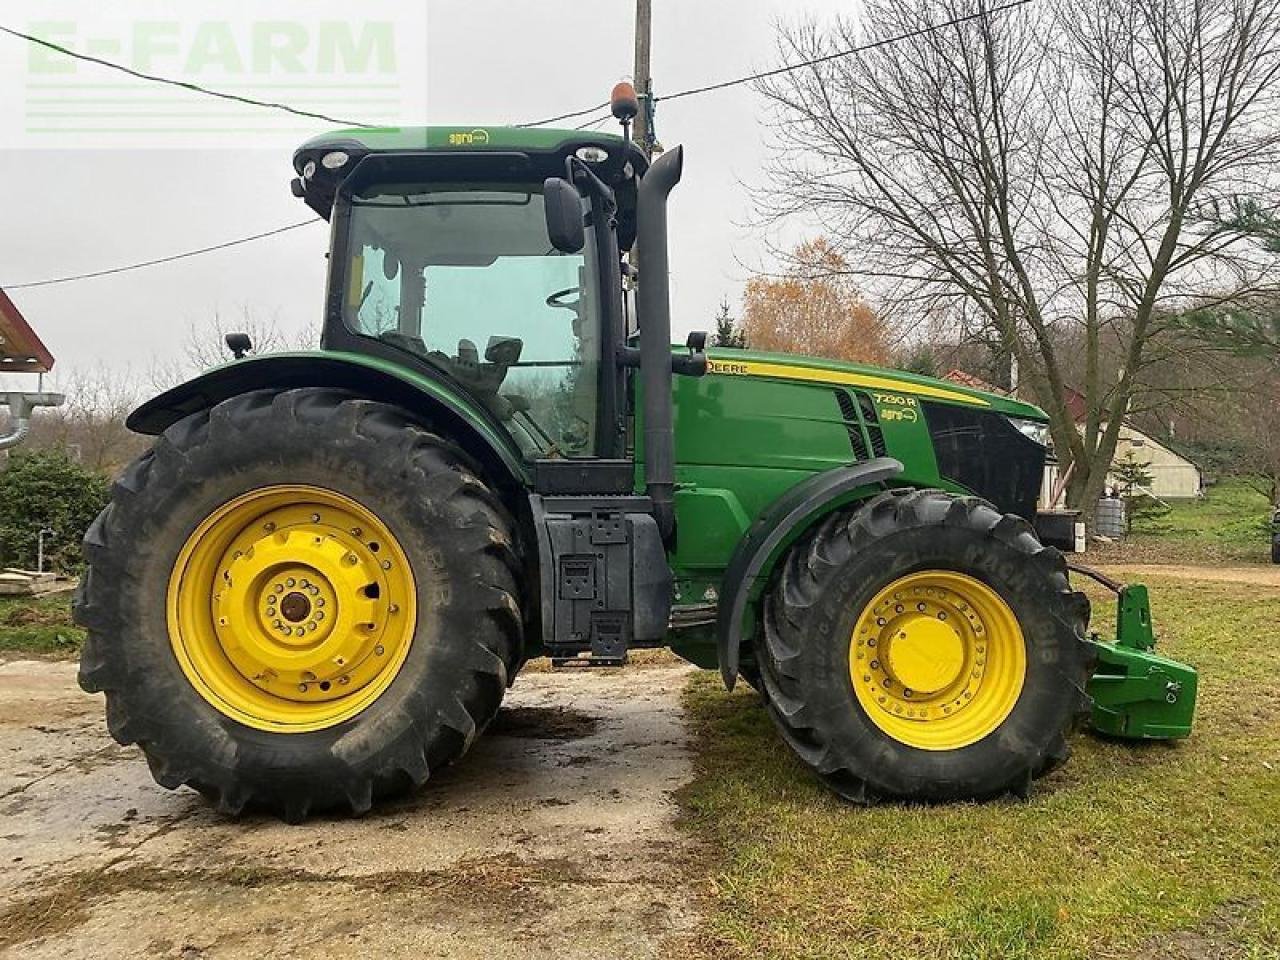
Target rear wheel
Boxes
[76,388,523,820]
[759,489,1092,803]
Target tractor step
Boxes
[549,653,627,668]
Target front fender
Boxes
[715,457,904,688]
[129,351,529,486]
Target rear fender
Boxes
[128,352,530,489]
[715,457,904,688]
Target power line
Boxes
[1,2,1031,288]
[574,112,615,131]
[3,221,320,291]
[521,0,1032,124]
[661,0,1032,102]
[0,24,374,129]
[517,101,611,129]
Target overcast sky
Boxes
[0,0,854,394]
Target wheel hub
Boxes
[884,615,965,695]
[849,570,1026,750]
[279,591,311,623]
[168,486,417,732]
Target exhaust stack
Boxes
[635,145,683,544]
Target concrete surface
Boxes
[0,659,703,959]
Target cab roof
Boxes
[291,125,646,236]
[296,125,628,156]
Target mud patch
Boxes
[0,855,588,952]
[1134,898,1261,960]
[488,705,599,741]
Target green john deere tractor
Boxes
[75,93,1197,820]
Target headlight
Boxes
[321,150,350,170]
[1006,416,1050,446]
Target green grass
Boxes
[0,593,82,657]
[677,577,1280,960]
[1095,478,1273,565]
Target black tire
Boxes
[759,488,1092,803]
[1271,532,1280,564]
[75,388,523,821]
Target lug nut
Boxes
[286,578,296,588]
[374,645,385,656]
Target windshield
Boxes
[343,182,601,458]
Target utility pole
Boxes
[633,0,653,159]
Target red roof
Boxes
[942,368,1007,394]
[0,288,55,374]
[943,368,1092,423]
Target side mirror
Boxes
[543,177,585,253]
[225,332,253,359]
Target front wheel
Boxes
[75,389,523,821]
[759,489,1092,803]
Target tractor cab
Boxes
[292,126,647,463]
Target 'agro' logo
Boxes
[26,21,397,75]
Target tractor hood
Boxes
[703,349,1047,420]
[672,347,1051,524]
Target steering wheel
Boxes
[546,287,581,311]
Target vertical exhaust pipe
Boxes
[635,145,683,544]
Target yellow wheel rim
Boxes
[167,485,417,733]
[849,570,1026,750]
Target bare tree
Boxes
[756,0,1280,512]
[24,365,147,474]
